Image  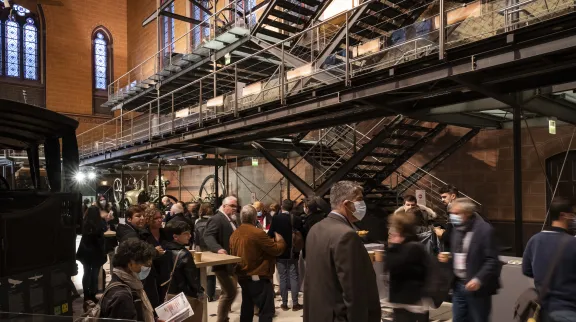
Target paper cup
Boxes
[374,250,384,262]
[439,252,451,262]
[194,251,203,262]
[367,251,375,262]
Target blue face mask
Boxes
[449,214,463,226]
[257,211,262,217]
[137,266,151,280]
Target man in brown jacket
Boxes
[230,205,286,322]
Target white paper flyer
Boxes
[155,293,194,322]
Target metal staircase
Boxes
[293,116,482,217]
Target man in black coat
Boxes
[441,198,501,322]
[203,196,239,322]
[267,199,304,311]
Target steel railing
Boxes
[78,0,575,159]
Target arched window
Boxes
[92,27,113,114]
[93,32,109,90]
[0,4,39,81]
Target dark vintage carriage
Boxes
[0,99,81,319]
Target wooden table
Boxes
[104,230,116,237]
[192,252,242,322]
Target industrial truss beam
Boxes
[160,11,206,26]
[397,128,480,195]
[187,0,211,16]
[80,31,576,166]
[314,115,404,197]
[143,0,175,27]
[252,142,316,197]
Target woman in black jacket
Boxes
[100,239,158,322]
[385,209,431,322]
[76,206,108,305]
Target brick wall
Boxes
[43,0,128,116]
[127,0,157,80]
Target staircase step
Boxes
[394,124,431,132]
[369,152,400,158]
[389,134,420,141]
[359,160,386,166]
[379,143,405,150]
[268,9,306,25]
[368,1,404,18]
[275,0,316,16]
[263,18,301,33]
[351,169,381,174]
[257,27,290,40]
[300,0,322,6]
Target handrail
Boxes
[78,0,574,154]
[107,0,249,96]
[81,0,384,136]
[341,119,482,207]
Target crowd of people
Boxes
[75,180,576,322]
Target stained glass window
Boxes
[24,18,38,80]
[193,3,202,47]
[13,5,31,17]
[6,20,21,77]
[94,32,108,90]
[163,2,175,54]
[1,5,40,81]
[191,1,211,48]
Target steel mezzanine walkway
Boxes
[78,0,576,167]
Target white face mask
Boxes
[349,200,367,221]
[231,214,237,221]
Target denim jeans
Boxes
[452,281,492,322]
[276,259,300,306]
[546,310,576,322]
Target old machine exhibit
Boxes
[0,99,81,318]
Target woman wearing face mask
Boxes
[99,239,159,322]
[76,206,109,310]
[385,210,432,322]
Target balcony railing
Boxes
[78,0,575,160]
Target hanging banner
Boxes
[415,190,426,206]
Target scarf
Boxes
[114,269,155,322]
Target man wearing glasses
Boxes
[204,196,239,322]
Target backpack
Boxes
[290,214,304,254]
[194,218,208,248]
[514,235,571,322]
[77,282,131,321]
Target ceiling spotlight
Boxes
[87,172,96,180]
[75,172,86,183]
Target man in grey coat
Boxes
[304,181,381,322]
[203,196,239,322]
